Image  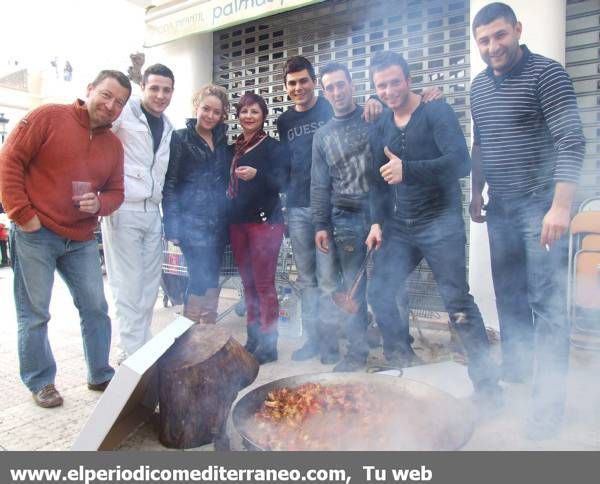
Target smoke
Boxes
[236,381,472,451]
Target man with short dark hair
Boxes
[310,62,373,371]
[101,63,175,358]
[277,56,339,362]
[365,50,502,405]
[470,2,585,439]
[277,56,383,363]
[0,70,131,407]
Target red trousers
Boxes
[229,223,284,333]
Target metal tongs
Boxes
[332,248,374,314]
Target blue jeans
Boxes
[369,208,498,388]
[10,225,114,392]
[320,207,370,357]
[287,207,339,343]
[180,241,226,297]
[487,189,569,415]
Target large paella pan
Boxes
[232,372,474,451]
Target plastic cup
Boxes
[72,181,92,208]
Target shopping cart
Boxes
[275,236,302,337]
[275,236,299,290]
[160,240,245,317]
[219,244,246,319]
[161,240,188,307]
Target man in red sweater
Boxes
[0,70,131,408]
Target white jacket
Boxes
[112,98,173,210]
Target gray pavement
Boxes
[1,264,600,451]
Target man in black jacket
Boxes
[365,51,502,405]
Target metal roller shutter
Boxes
[213,0,472,315]
[566,0,600,205]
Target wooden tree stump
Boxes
[158,324,259,449]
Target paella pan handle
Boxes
[366,365,403,377]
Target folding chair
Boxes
[568,197,600,350]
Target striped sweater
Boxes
[471,45,585,198]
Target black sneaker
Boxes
[333,355,367,372]
[291,341,319,361]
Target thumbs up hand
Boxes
[379,146,403,184]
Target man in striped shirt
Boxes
[470,2,585,440]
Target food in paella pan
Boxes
[247,381,460,450]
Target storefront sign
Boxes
[144,0,325,47]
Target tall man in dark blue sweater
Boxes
[365,51,502,405]
[470,3,585,439]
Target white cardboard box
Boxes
[71,316,194,450]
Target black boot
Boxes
[244,323,260,353]
[253,331,278,364]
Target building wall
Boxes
[212,0,473,316]
[147,33,214,129]
[0,0,146,133]
[146,0,595,329]
[566,0,600,204]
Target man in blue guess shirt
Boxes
[277,56,383,364]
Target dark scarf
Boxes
[227,129,267,199]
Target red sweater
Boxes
[0,100,124,241]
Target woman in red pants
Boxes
[228,93,288,364]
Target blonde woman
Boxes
[162,84,232,323]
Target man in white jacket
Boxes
[101,64,175,358]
